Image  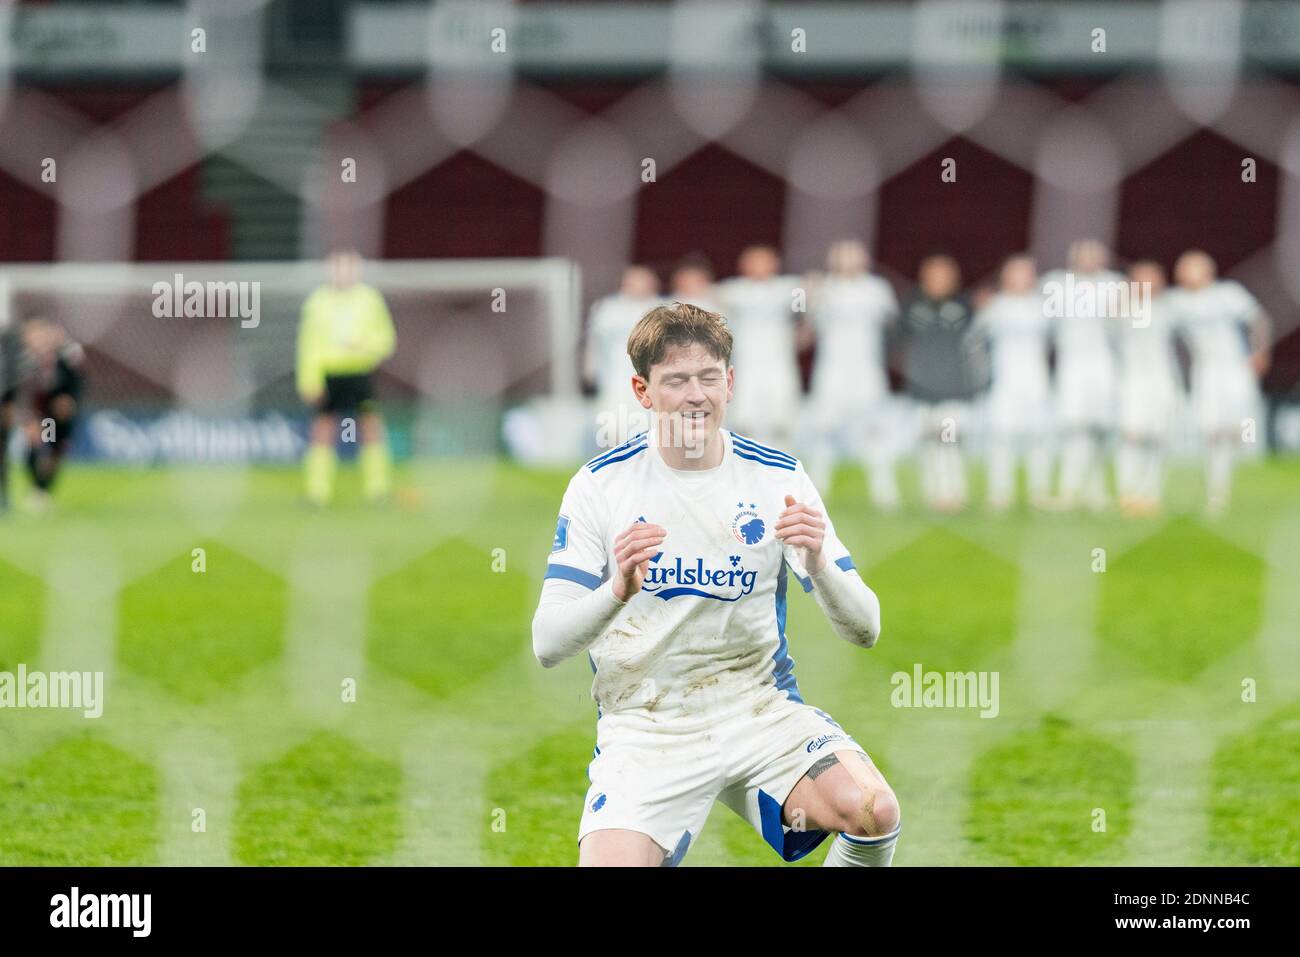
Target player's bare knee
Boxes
[867,787,901,836]
[837,783,900,838]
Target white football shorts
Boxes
[577,692,870,864]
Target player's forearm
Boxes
[809,561,881,649]
[531,577,626,668]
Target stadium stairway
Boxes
[201,72,355,261]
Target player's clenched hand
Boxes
[612,521,666,602]
[776,494,827,575]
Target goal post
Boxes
[0,257,584,463]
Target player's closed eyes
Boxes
[664,375,720,387]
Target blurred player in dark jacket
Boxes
[0,318,19,513]
[20,316,85,511]
[896,255,976,512]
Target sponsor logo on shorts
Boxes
[590,793,607,812]
[806,733,845,753]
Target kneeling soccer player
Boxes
[532,302,900,867]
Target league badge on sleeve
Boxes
[552,514,570,553]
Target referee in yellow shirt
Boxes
[297,249,396,505]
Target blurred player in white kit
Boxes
[717,246,802,448]
[584,265,661,448]
[1115,261,1180,517]
[532,302,899,867]
[972,254,1054,511]
[1164,250,1271,517]
[1043,239,1124,511]
[805,239,900,510]
[669,255,722,314]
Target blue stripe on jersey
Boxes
[772,562,804,703]
[835,555,856,572]
[589,442,648,473]
[733,448,797,471]
[545,563,602,590]
[731,433,796,464]
[758,788,830,862]
[585,431,648,468]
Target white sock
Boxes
[987,439,1014,507]
[1145,446,1166,503]
[866,453,899,510]
[920,443,940,506]
[1117,441,1139,500]
[1207,440,1234,509]
[944,444,967,505]
[1058,433,1091,506]
[1026,441,1052,505]
[822,826,901,867]
[1084,451,1109,510]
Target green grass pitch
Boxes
[0,457,1297,866]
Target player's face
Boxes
[622,267,659,300]
[1129,263,1165,294]
[920,258,959,299]
[739,248,779,280]
[1000,258,1036,293]
[672,268,713,297]
[637,342,732,446]
[330,252,361,287]
[1069,241,1108,274]
[828,241,868,276]
[22,321,56,355]
[1175,252,1214,289]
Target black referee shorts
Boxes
[321,373,377,416]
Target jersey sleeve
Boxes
[544,467,609,591]
[780,463,855,586]
[361,286,397,366]
[880,279,901,323]
[1222,280,1261,326]
[296,292,325,398]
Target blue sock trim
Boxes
[838,823,902,846]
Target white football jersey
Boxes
[717,276,801,374]
[544,429,856,724]
[973,291,1051,390]
[1120,293,1178,380]
[1164,280,1259,370]
[811,274,897,399]
[586,294,661,401]
[1041,268,1125,366]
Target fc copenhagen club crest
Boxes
[731,503,765,546]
